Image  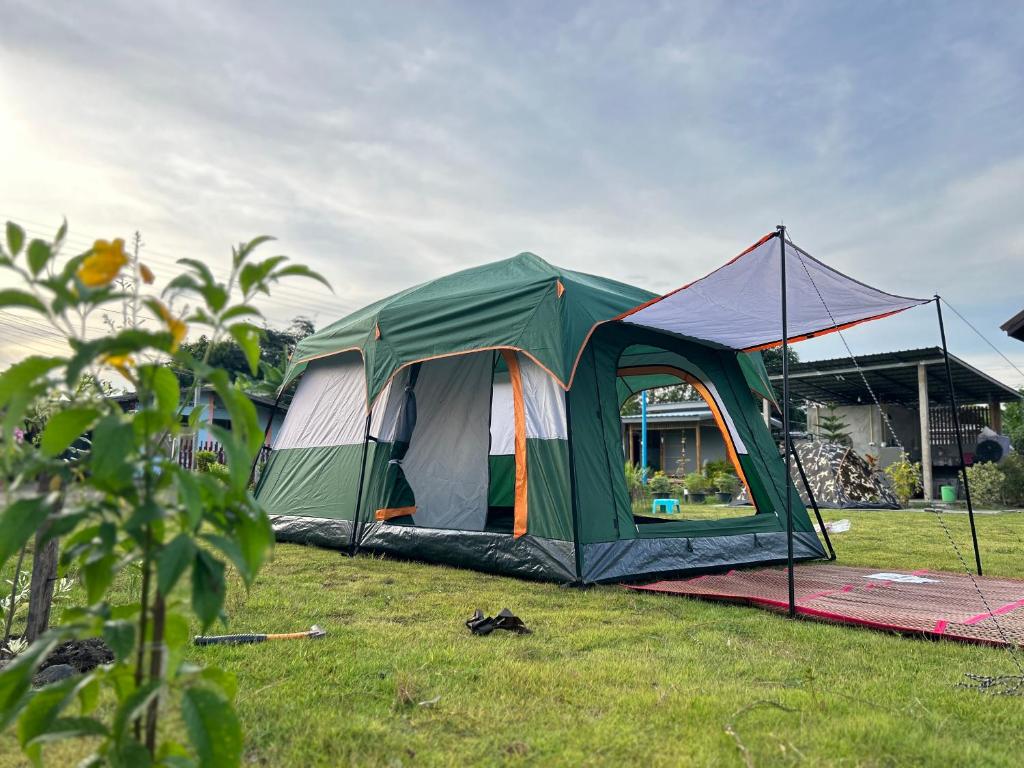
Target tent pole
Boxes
[348,410,374,557]
[564,395,584,583]
[247,384,286,490]
[790,436,835,560]
[934,296,983,575]
[641,390,648,482]
[779,225,796,618]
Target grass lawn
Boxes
[3,509,1024,767]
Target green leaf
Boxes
[102,620,136,661]
[82,554,117,605]
[0,356,63,406]
[233,235,275,268]
[26,239,52,276]
[111,680,161,739]
[18,673,107,764]
[0,633,63,731]
[233,511,272,587]
[197,667,237,703]
[6,221,25,255]
[158,534,196,595]
[139,364,180,419]
[0,288,47,314]
[39,406,100,457]
[176,470,204,530]
[0,497,51,573]
[219,304,262,322]
[89,414,135,493]
[181,687,241,768]
[191,550,226,630]
[273,264,333,291]
[54,218,67,246]
[228,323,261,376]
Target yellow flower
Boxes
[101,353,135,378]
[139,263,155,284]
[78,239,127,287]
[152,300,188,352]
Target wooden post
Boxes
[918,362,933,502]
[989,396,1002,433]
[25,475,61,643]
[695,424,703,471]
[628,425,635,464]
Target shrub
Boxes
[648,471,674,496]
[624,462,645,500]
[195,448,219,472]
[703,459,732,480]
[684,472,709,494]
[1000,453,1024,507]
[965,461,1006,508]
[884,456,922,507]
[714,473,739,494]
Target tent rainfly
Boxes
[255,232,926,583]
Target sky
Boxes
[2,1,1023,389]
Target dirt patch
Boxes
[42,638,114,673]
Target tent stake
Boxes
[348,410,373,557]
[779,225,796,618]
[790,436,835,560]
[935,296,983,575]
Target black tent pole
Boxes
[779,225,796,617]
[934,295,983,576]
[348,410,373,557]
[789,436,835,560]
[247,384,285,490]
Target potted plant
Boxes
[684,472,708,503]
[714,472,739,503]
[648,471,674,499]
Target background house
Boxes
[620,401,728,476]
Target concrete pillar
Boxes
[695,424,703,471]
[989,396,1003,433]
[762,397,771,428]
[918,362,933,501]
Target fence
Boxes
[928,405,991,447]
[175,436,272,482]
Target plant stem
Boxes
[2,544,28,648]
[144,591,165,755]
[133,526,152,741]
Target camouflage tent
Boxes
[737,440,899,509]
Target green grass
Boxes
[3,509,1024,767]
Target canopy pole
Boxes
[248,384,286,490]
[641,390,648,483]
[779,225,796,618]
[348,410,374,557]
[790,436,835,560]
[935,296,983,575]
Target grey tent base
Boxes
[272,516,826,585]
[581,531,825,583]
[270,515,577,582]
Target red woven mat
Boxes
[626,565,1024,647]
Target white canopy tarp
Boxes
[619,232,929,351]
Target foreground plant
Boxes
[0,220,328,766]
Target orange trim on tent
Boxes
[740,308,909,352]
[501,350,529,538]
[374,322,381,340]
[617,365,751,494]
[375,506,416,521]
[556,279,565,298]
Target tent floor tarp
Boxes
[626,565,1024,647]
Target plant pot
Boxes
[688,492,706,504]
[716,492,733,503]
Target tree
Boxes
[174,317,314,389]
[760,345,799,375]
[0,220,329,765]
[1004,389,1024,451]
[817,403,852,445]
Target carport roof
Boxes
[767,347,1020,408]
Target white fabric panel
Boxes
[403,353,492,531]
[521,356,567,440]
[273,354,366,450]
[700,378,748,455]
[490,373,515,455]
[623,235,927,350]
[370,368,409,442]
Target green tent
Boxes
[256,251,826,582]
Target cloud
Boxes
[1,1,1022,387]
